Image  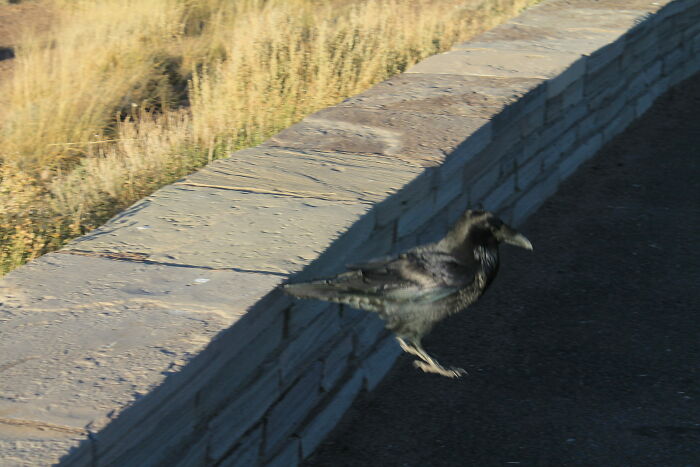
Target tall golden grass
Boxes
[0,0,538,274]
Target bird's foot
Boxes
[412,360,467,378]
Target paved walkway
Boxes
[304,74,700,466]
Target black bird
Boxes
[283,209,533,378]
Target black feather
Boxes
[283,209,532,378]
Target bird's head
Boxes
[442,209,533,251]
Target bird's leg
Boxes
[396,337,467,378]
[396,337,426,359]
[412,348,468,379]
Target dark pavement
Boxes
[304,74,700,466]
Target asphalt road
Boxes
[304,73,700,467]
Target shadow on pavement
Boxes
[305,73,700,466]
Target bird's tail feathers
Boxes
[282,282,346,303]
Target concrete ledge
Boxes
[1,0,698,465]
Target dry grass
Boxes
[0,0,538,274]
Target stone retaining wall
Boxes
[1,0,698,465]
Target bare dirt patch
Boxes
[0,0,54,81]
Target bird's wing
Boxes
[342,251,474,303]
[346,255,396,271]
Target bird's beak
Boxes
[500,226,533,250]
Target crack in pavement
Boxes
[0,417,87,436]
[57,250,290,277]
[174,181,373,204]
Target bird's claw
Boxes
[413,360,467,378]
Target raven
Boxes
[283,209,532,378]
